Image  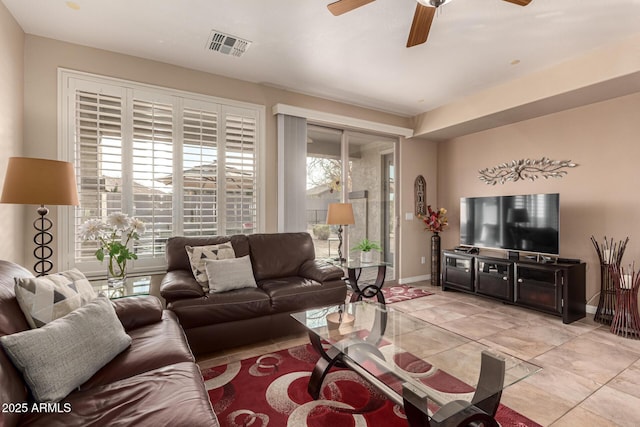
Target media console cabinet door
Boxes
[443,253,474,292]
[515,265,563,315]
[476,259,514,302]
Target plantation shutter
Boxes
[223,108,257,235]
[131,96,174,258]
[182,104,219,236]
[74,87,125,265]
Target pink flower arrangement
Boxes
[418,206,448,233]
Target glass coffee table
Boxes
[291,302,540,427]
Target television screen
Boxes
[460,193,560,255]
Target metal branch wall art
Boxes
[478,157,578,185]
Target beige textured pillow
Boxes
[0,297,132,403]
[186,243,236,292]
[14,269,97,328]
[204,255,257,293]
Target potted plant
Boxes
[351,238,382,263]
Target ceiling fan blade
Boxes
[327,0,375,16]
[407,4,435,48]
[502,0,532,6]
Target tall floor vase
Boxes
[431,232,441,286]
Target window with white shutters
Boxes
[182,105,219,236]
[73,88,125,268]
[131,97,175,259]
[224,111,257,235]
[60,71,264,275]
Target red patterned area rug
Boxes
[203,343,541,427]
[382,285,433,304]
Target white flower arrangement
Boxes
[80,212,145,279]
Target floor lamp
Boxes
[1,157,79,276]
[326,203,355,262]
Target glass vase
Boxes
[107,257,127,288]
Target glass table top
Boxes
[326,258,391,269]
[90,275,151,299]
[291,301,541,417]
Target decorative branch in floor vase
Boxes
[478,157,577,185]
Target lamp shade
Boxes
[506,208,530,224]
[326,203,355,225]
[1,157,79,206]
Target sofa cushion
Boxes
[299,259,345,282]
[20,362,220,427]
[111,295,164,331]
[14,268,96,328]
[80,310,194,390]
[259,276,348,313]
[167,288,272,329]
[160,270,205,303]
[166,235,250,272]
[0,297,131,402]
[186,243,236,292]
[205,255,257,293]
[248,232,316,281]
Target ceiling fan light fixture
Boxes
[330,0,530,48]
[416,0,453,7]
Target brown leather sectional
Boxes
[0,260,218,426]
[161,232,347,356]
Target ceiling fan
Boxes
[327,0,532,47]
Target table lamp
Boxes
[506,208,530,225]
[1,157,79,276]
[326,202,355,262]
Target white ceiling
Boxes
[4,0,640,117]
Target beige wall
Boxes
[399,137,439,281]
[0,3,25,264]
[437,91,640,305]
[413,34,640,140]
[21,35,424,275]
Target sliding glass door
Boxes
[306,126,343,260]
[306,125,397,282]
[346,132,396,281]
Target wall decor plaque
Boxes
[414,175,426,216]
[479,157,577,185]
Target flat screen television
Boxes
[460,193,560,255]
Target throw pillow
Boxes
[186,243,236,292]
[204,255,257,293]
[0,297,132,403]
[14,268,97,328]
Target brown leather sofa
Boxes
[0,260,218,427]
[161,232,347,356]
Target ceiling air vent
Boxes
[206,30,251,57]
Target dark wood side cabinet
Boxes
[442,252,474,292]
[442,250,586,323]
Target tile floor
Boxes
[197,282,640,426]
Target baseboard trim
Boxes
[399,274,430,285]
[586,304,597,315]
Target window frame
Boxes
[58,69,266,277]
